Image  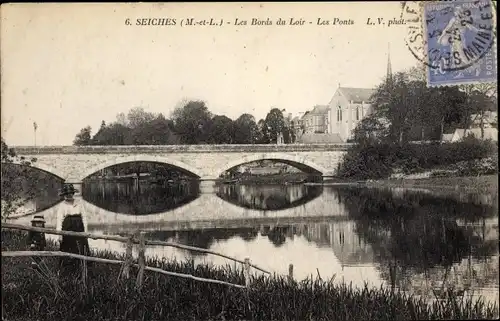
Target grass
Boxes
[365,174,498,195]
[2,230,499,321]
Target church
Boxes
[326,46,392,142]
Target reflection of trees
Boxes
[145,227,260,256]
[82,180,200,215]
[3,164,64,212]
[216,184,322,211]
[263,226,291,247]
[334,187,499,292]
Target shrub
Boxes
[337,137,497,180]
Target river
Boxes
[10,179,500,306]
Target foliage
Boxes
[73,126,93,146]
[1,139,39,220]
[86,108,179,145]
[340,65,498,180]
[208,115,234,144]
[337,137,496,180]
[233,114,260,144]
[171,100,213,144]
[263,108,286,144]
[367,68,494,145]
[72,100,298,145]
[2,230,498,321]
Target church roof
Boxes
[339,87,376,103]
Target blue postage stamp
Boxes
[423,0,497,87]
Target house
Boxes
[470,111,497,128]
[302,105,329,134]
[327,86,376,142]
[451,127,498,142]
[296,132,343,144]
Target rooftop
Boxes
[338,87,376,103]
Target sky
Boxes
[1,2,421,146]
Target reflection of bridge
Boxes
[217,184,323,211]
[9,189,351,233]
[8,144,350,191]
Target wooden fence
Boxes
[1,223,271,289]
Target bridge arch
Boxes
[0,161,66,181]
[76,155,203,181]
[218,153,328,177]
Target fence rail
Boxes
[2,250,246,289]
[1,223,270,274]
[2,223,270,289]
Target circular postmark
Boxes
[401,0,496,72]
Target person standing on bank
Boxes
[56,183,91,276]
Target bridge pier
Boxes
[199,180,217,194]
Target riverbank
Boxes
[221,172,314,185]
[2,230,498,321]
[364,174,498,194]
[323,174,498,192]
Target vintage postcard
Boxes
[1,2,498,321]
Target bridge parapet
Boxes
[12,144,354,155]
[6,144,349,181]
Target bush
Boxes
[337,137,497,180]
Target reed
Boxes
[2,230,498,321]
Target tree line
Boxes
[73,101,299,146]
[337,65,498,180]
[354,66,497,145]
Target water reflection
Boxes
[11,179,499,306]
[82,179,200,215]
[217,184,323,210]
[2,163,63,216]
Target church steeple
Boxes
[386,42,393,86]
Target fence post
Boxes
[121,236,134,280]
[28,215,46,269]
[243,258,251,288]
[135,231,146,288]
[288,263,294,283]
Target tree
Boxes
[369,68,470,144]
[233,113,260,144]
[127,107,156,128]
[371,72,420,144]
[460,83,497,139]
[263,108,286,144]
[129,114,179,145]
[92,122,129,145]
[353,115,390,146]
[116,112,128,126]
[171,100,213,144]
[1,139,38,220]
[208,115,234,144]
[257,119,269,144]
[73,126,92,145]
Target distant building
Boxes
[290,116,303,140]
[296,132,343,144]
[451,127,498,142]
[327,86,376,142]
[302,105,329,134]
[470,111,497,128]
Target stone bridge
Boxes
[8,144,351,189]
